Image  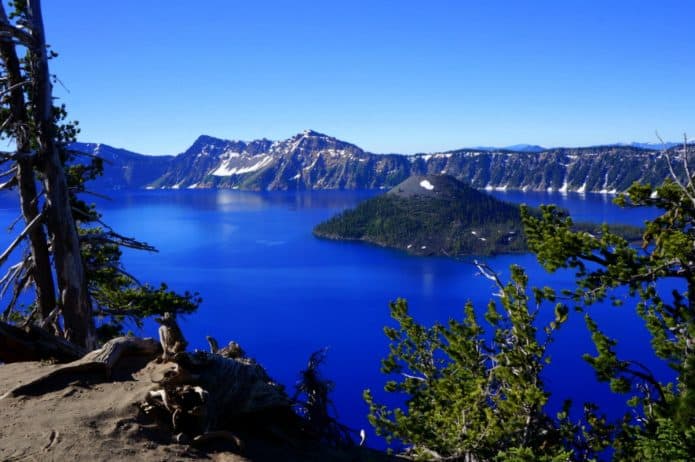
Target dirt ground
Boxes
[0,359,394,462]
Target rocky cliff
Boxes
[71,130,684,193]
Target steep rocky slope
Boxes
[71,131,685,193]
[70,142,173,189]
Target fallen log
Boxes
[0,319,85,363]
[1,335,160,398]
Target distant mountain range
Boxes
[70,130,689,193]
[469,144,546,153]
[468,142,681,152]
[620,141,682,151]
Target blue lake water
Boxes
[0,189,669,448]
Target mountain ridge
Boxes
[69,131,691,193]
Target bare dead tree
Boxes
[656,131,695,207]
[26,0,95,348]
[0,2,56,324]
[0,0,95,348]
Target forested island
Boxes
[313,174,525,255]
[314,174,641,257]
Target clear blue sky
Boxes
[41,1,695,155]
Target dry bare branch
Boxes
[0,165,17,177]
[0,22,32,45]
[0,79,29,99]
[0,175,16,190]
[656,131,695,207]
[682,133,693,190]
[473,259,504,293]
[0,3,32,45]
[0,210,43,267]
[74,188,112,201]
[0,260,23,300]
[2,266,31,320]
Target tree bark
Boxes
[0,318,84,364]
[0,3,56,321]
[1,335,159,398]
[17,158,57,318]
[146,350,293,439]
[26,0,95,349]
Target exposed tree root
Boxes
[142,347,296,453]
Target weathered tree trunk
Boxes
[1,335,159,398]
[16,158,57,318]
[0,3,56,321]
[27,0,95,349]
[0,318,84,364]
[144,350,294,440]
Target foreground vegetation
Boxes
[365,148,695,460]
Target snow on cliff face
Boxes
[420,179,435,190]
[71,133,684,192]
[211,155,273,176]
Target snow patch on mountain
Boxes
[211,155,273,176]
[420,179,435,190]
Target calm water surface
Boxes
[0,189,667,447]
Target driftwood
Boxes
[206,335,245,359]
[0,319,85,363]
[143,347,294,448]
[1,335,160,398]
[188,352,289,420]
